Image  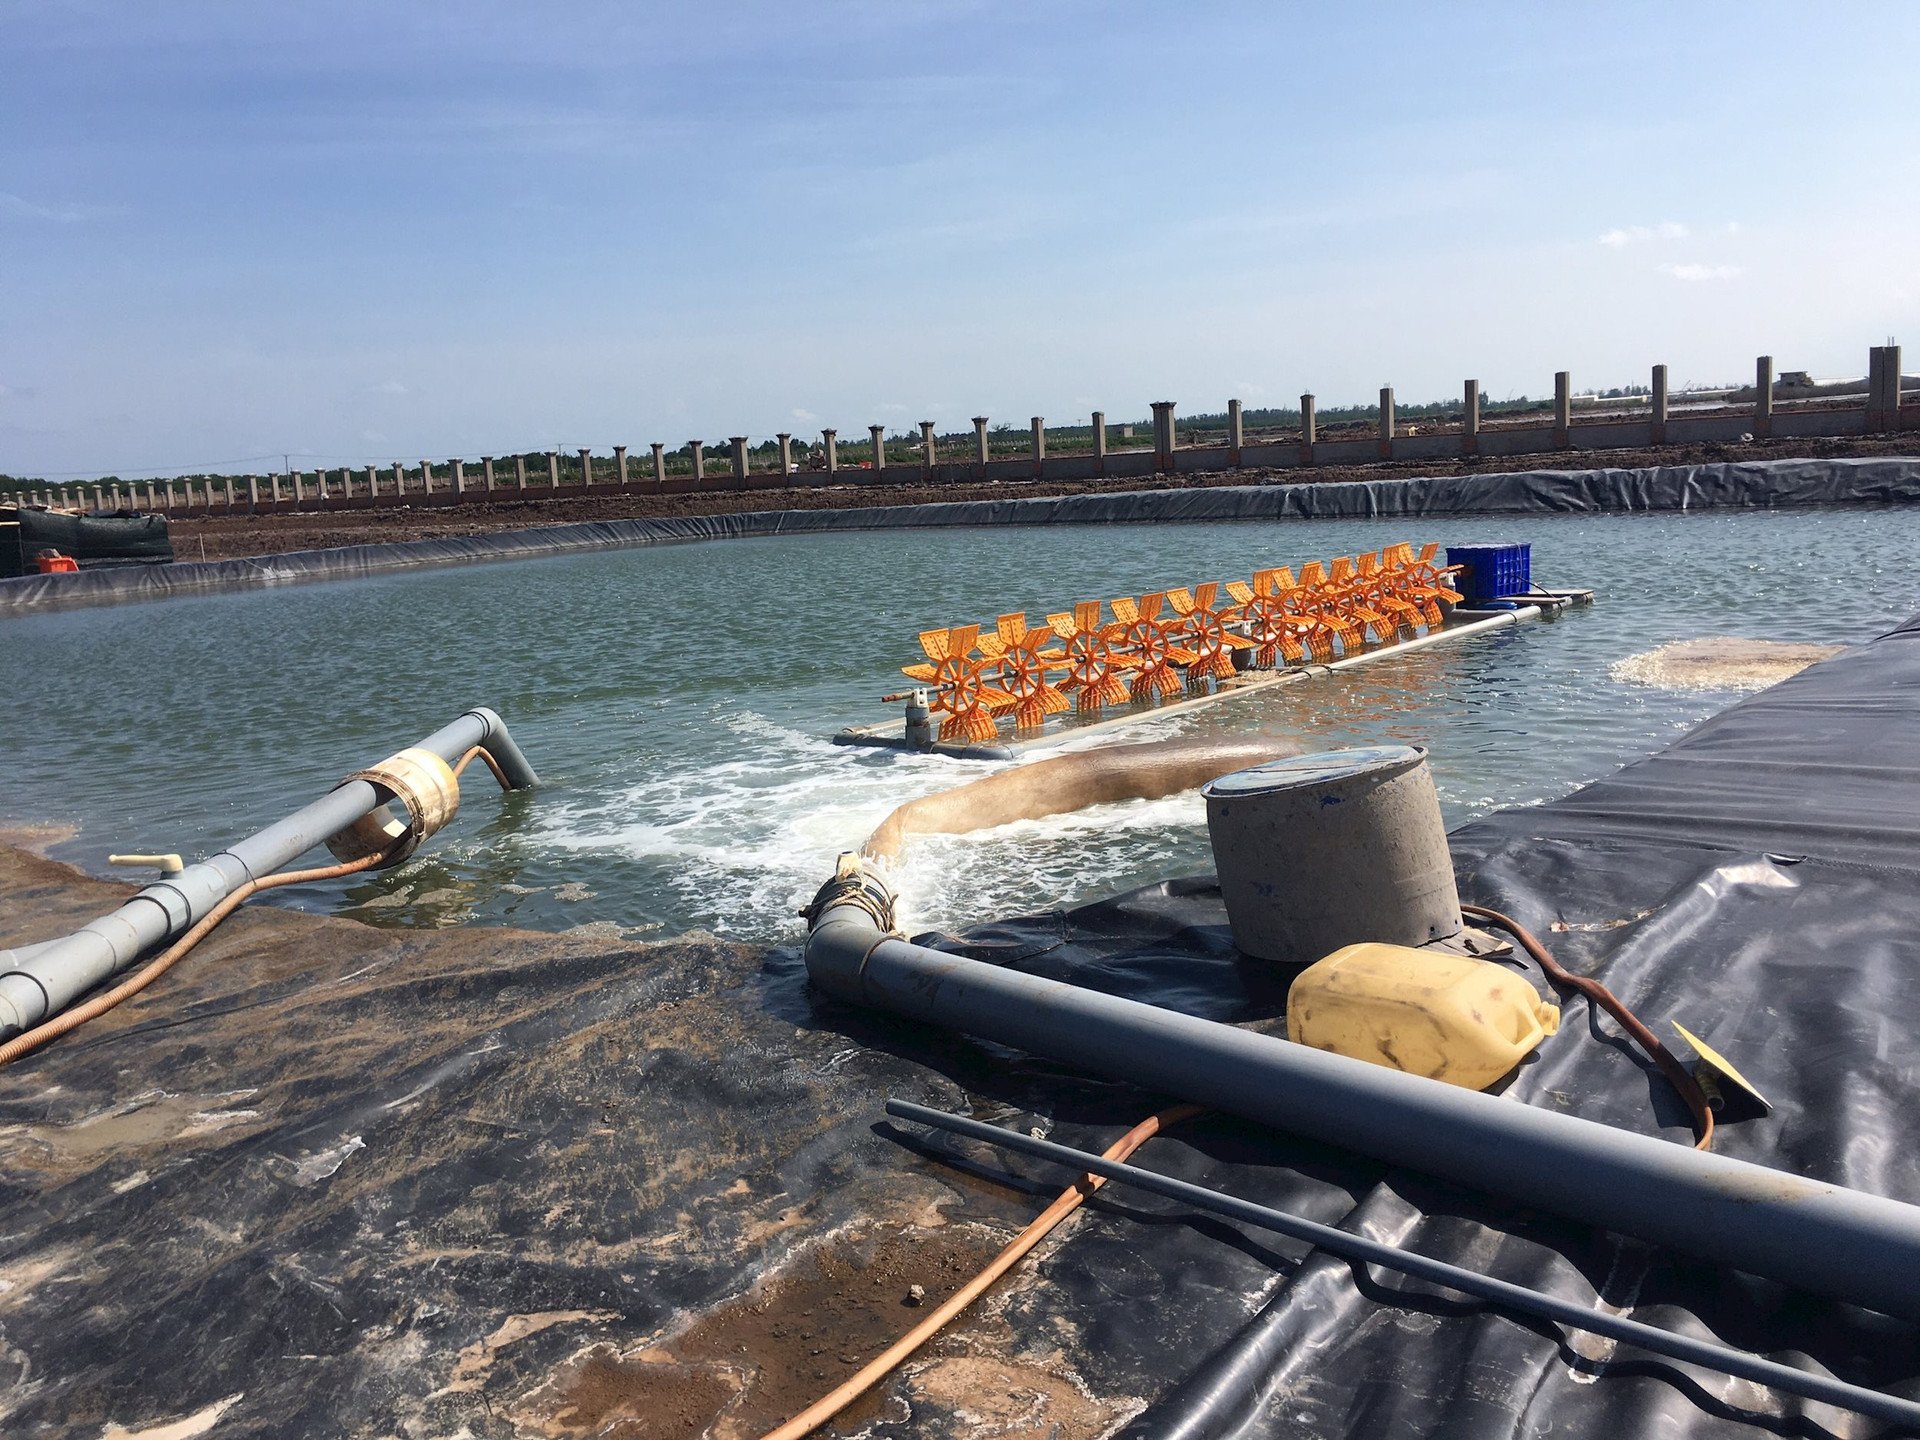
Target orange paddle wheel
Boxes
[979,612,1071,730]
[1045,601,1134,712]
[1167,582,1254,684]
[899,624,1013,742]
[1110,592,1197,700]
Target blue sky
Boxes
[3,1,1916,479]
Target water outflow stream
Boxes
[3,505,1917,940]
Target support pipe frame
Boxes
[0,708,538,1039]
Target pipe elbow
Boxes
[801,854,896,1003]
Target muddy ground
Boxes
[164,434,1917,562]
[0,840,1147,1438]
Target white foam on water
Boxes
[525,708,1219,940]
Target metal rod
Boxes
[887,1100,1920,1430]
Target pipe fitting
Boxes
[325,747,460,867]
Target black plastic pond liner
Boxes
[1,456,1917,613]
[1,613,1919,1432]
[0,506,171,578]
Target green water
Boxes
[3,507,1915,942]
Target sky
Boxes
[2,0,1916,480]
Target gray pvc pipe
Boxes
[805,894,1920,1321]
[0,707,537,1039]
[891,1100,1920,1431]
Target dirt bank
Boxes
[165,433,1918,562]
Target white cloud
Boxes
[366,379,409,397]
[791,407,818,424]
[0,191,86,223]
[1599,221,1690,247]
[1662,263,1743,282]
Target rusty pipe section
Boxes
[862,734,1304,863]
[805,867,1920,1321]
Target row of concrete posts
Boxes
[9,346,1911,515]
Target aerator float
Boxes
[834,540,1591,757]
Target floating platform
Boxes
[833,587,1594,759]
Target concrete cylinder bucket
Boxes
[1202,744,1461,965]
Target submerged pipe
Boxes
[862,734,1303,863]
[0,707,537,1039]
[804,873,1920,1320]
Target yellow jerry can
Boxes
[1286,942,1560,1091]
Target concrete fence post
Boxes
[1030,416,1046,477]
[422,461,438,495]
[1151,401,1177,473]
[823,429,838,476]
[730,436,749,485]
[687,441,704,481]
[1092,411,1107,477]
[540,451,556,488]
[293,471,307,505]
[614,445,627,487]
[1553,371,1572,447]
[1651,364,1669,445]
[870,424,886,474]
[389,461,403,496]
[1462,380,1480,456]
[972,416,989,471]
[1378,387,1395,459]
[451,459,466,496]
[1871,345,1904,432]
[578,447,592,487]
[481,456,495,492]
[649,443,665,488]
[222,478,235,508]
[270,475,284,505]
[1299,394,1316,464]
[1227,398,1243,466]
[246,476,259,510]
[365,464,378,498]
[312,468,327,506]
[513,455,527,490]
[920,420,936,476]
[776,433,792,478]
[1754,355,1774,439]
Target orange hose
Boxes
[0,847,395,1069]
[757,1102,1204,1440]
[1463,903,1714,1150]
[453,745,512,790]
[0,752,511,1069]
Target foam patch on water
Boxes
[1610,637,1845,693]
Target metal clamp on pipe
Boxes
[324,747,461,867]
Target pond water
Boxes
[4,506,1915,943]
